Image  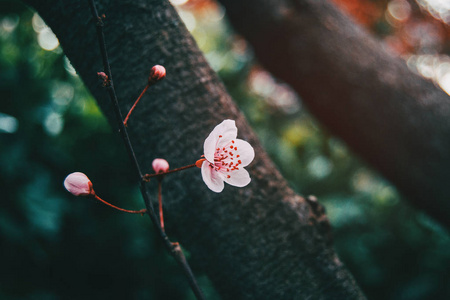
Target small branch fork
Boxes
[88,1,205,299]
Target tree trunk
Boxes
[218,0,450,228]
[23,0,365,299]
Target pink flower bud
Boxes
[148,65,166,84]
[152,158,170,174]
[97,72,109,87]
[97,72,108,80]
[64,172,94,196]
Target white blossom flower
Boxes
[201,120,255,193]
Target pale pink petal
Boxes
[223,168,251,187]
[64,172,93,196]
[216,120,238,148]
[233,139,255,167]
[203,132,217,163]
[201,160,225,192]
[203,120,237,163]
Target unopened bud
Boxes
[64,172,94,196]
[97,72,108,80]
[148,65,166,84]
[152,158,170,173]
[97,72,109,87]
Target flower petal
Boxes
[223,168,251,187]
[216,120,238,149]
[203,120,238,163]
[201,160,225,193]
[203,133,217,164]
[234,139,255,167]
[203,131,218,163]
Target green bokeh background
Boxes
[1,1,449,299]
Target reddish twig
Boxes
[158,178,164,231]
[94,195,147,214]
[144,163,197,181]
[123,84,149,127]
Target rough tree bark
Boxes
[218,0,450,228]
[23,0,365,299]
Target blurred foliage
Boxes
[0,0,449,299]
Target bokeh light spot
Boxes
[387,0,411,22]
[178,10,196,31]
[44,112,64,136]
[63,56,77,76]
[417,0,450,24]
[0,113,19,134]
[170,0,189,6]
[31,13,46,33]
[1,15,20,33]
[38,27,59,51]
[307,156,333,179]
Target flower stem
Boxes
[158,178,165,231]
[94,195,147,214]
[123,84,149,127]
[144,163,197,181]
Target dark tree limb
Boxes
[217,0,450,228]
[87,1,204,298]
[23,0,365,299]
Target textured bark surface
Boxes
[218,0,450,228]
[23,0,366,299]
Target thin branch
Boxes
[87,0,143,179]
[144,163,197,180]
[158,178,165,231]
[123,84,149,127]
[93,195,147,214]
[88,1,205,299]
